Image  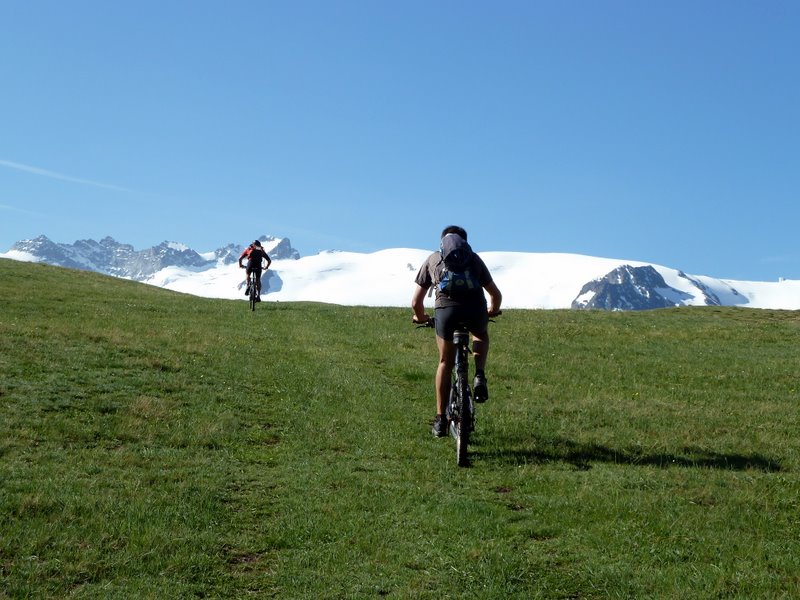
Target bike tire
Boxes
[455,376,471,467]
[249,285,257,311]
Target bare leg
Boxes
[472,331,489,371]
[471,330,490,402]
[435,336,456,416]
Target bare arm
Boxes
[411,283,430,323]
[484,280,502,316]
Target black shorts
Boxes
[434,304,488,341]
[246,266,263,282]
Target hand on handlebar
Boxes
[413,315,436,329]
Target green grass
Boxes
[2,258,800,598]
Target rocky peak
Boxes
[572,265,684,311]
[8,234,301,281]
[263,236,300,260]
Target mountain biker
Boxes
[411,225,502,437]
[238,240,272,301]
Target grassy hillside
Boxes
[2,258,799,598]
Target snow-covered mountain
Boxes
[5,235,299,280]
[3,235,799,311]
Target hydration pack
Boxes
[436,233,482,297]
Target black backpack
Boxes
[247,248,268,268]
[436,233,482,297]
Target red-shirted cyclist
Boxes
[238,240,272,301]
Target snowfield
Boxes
[142,249,800,311]
[4,245,799,310]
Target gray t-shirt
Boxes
[414,251,493,308]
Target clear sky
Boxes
[1,1,798,281]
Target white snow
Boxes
[3,250,42,263]
[3,247,799,310]
[139,249,800,311]
[717,278,800,310]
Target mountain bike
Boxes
[241,263,268,311]
[418,316,498,467]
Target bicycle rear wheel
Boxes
[455,376,471,467]
[249,283,257,311]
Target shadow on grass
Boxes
[480,435,784,472]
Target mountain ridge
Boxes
[6,235,299,281]
[3,235,798,311]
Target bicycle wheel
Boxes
[249,283,257,311]
[455,375,471,467]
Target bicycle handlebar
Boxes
[413,310,502,329]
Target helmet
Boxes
[253,240,262,247]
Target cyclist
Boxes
[238,239,272,301]
[411,225,502,437]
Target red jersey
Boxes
[239,246,271,270]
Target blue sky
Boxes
[1,1,798,281]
